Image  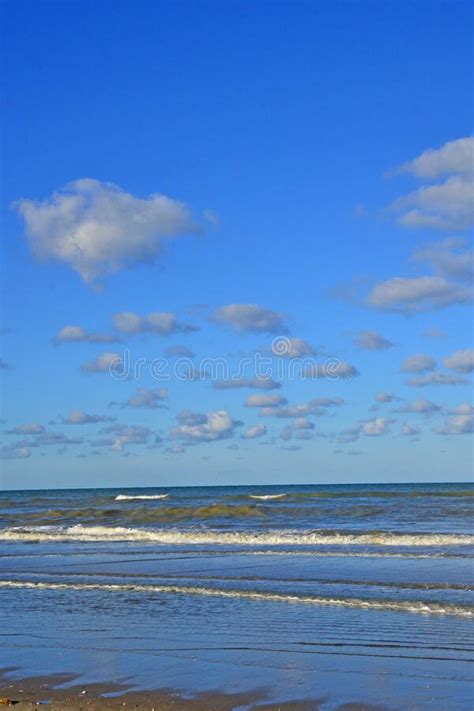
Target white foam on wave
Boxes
[1,524,473,547]
[115,494,169,501]
[249,494,287,500]
[0,578,471,617]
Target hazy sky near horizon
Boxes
[1,1,473,489]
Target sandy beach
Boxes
[0,672,335,710]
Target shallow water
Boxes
[1,483,473,709]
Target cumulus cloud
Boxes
[338,417,393,442]
[53,326,118,345]
[0,444,31,460]
[123,387,168,409]
[375,392,396,403]
[391,138,474,231]
[81,352,122,374]
[434,403,474,435]
[15,179,202,284]
[400,353,436,373]
[98,423,154,451]
[30,430,83,446]
[113,311,197,336]
[61,410,115,424]
[361,417,394,436]
[413,238,473,283]
[271,337,316,357]
[303,361,359,380]
[353,330,394,351]
[6,422,44,435]
[213,304,287,333]
[408,372,468,387]
[259,397,343,419]
[394,399,441,415]
[245,394,288,408]
[443,348,474,373]
[176,410,208,426]
[367,276,471,313]
[401,422,421,437]
[171,409,240,443]
[242,423,267,439]
[394,177,473,231]
[214,377,281,391]
[397,137,474,179]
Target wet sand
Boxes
[0,672,388,710]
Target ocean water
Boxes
[1,483,473,709]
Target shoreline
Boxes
[0,672,324,711]
[0,671,390,710]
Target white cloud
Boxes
[81,352,122,374]
[443,348,474,373]
[245,394,288,408]
[401,422,421,437]
[16,179,202,284]
[367,276,471,313]
[271,337,315,357]
[242,423,267,439]
[447,403,474,415]
[339,416,394,442]
[434,407,474,435]
[400,353,436,373]
[171,409,240,443]
[0,444,31,460]
[98,423,154,451]
[214,377,281,391]
[397,137,474,179]
[34,431,83,446]
[303,361,359,380]
[391,138,474,231]
[375,392,396,403]
[394,399,441,415]
[124,387,168,409]
[113,311,196,336]
[354,330,394,351]
[293,417,315,430]
[53,326,118,345]
[6,422,44,435]
[413,238,473,283]
[408,372,468,387]
[176,410,208,426]
[62,410,115,424]
[213,304,287,333]
[259,397,343,418]
[361,417,393,436]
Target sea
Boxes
[0,482,473,709]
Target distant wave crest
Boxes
[115,494,169,501]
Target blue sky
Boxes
[1,1,473,489]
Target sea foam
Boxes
[1,524,473,547]
[0,578,471,617]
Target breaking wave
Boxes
[1,578,471,617]
[115,494,169,501]
[1,524,473,547]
